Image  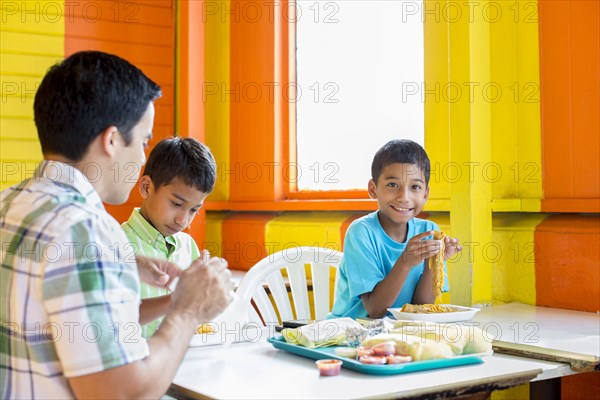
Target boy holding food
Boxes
[329,139,463,319]
[122,137,218,337]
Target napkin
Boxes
[281,318,362,348]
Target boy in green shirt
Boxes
[122,137,216,337]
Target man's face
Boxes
[108,103,154,204]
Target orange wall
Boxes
[539,0,600,213]
[64,0,177,223]
[535,215,600,312]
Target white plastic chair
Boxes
[219,246,343,326]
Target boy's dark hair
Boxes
[34,51,161,161]
[371,139,431,184]
[143,137,217,193]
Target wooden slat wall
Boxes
[0,1,64,190]
[64,0,176,223]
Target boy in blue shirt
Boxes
[330,139,462,318]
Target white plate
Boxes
[387,304,480,323]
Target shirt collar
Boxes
[35,160,104,209]
[127,208,177,247]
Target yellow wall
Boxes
[0,1,63,189]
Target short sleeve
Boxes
[343,222,386,299]
[190,238,201,262]
[43,218,149,377]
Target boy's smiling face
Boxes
[139,176,208,237]
[368,162,429,239]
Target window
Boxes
[295,0,424,191]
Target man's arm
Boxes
[68,260,234,399]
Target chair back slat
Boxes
[252,287,279,324]
[234,247,343,327]
[286,263,311,320]
[265,271,294,321]
[311,263,332,320]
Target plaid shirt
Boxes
[122,208,200,337]
[0,161,149,399]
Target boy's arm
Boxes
[361,231,440,317]
[139,294,172,326]
[136,255,182,288]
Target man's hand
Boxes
[136,255,181,288]
[170,257,235,323]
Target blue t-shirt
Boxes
[328,212,449,319]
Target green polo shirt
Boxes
[122,208,201,337]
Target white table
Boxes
[471,302,600,370]
[170,302,598,399]
[170,333,571,399]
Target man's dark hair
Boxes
[371,139,431,184]
[34,51,161,161]
[143,137,217,193]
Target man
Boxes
[0,51,234,398]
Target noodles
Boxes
[428,230,446,298]
[400,303,461,313]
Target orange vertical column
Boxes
[229,0,287,202]
[539,0,600,212]
[178,0,208,247]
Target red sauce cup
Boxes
[316,359,343,376]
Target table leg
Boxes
[530,377,561,400]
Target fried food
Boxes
[428,230,446,298]
[196,323,216,334]
[400,303,461,313]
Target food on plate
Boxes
[357,346,374,357]
[386,355,413,364]
[400,303,462,314]
[371,341,396,357]
[196,323,216,334]
[390,320,493,355]
[462,326,493,354]
[361,333,454,361]
[315,359,342,376]
[334,346,358,358]
[391,320,466,355]
[428,230,446,297]
[359,355,388,365]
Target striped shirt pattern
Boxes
[0,161,149,399]
[122,208,200,337]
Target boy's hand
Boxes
[136,255,181,288]
[444,236,462,260]
[398,231,441,269]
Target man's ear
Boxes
[424,185,430,201]
[368,179,377,199]
[100,126,119,157]
[139,175,152,199]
